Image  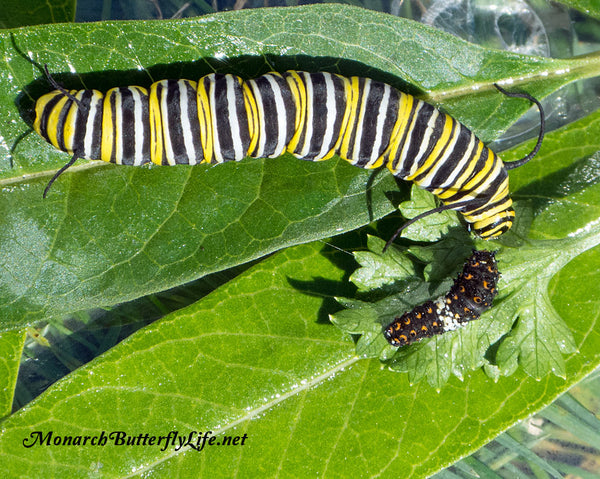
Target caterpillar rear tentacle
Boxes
[34,70,544,245]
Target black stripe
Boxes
[164,80,188,164]
[139,89,151,165]
[305,73,329,159]
[71,90,92,156]
[389,98,421,174]
[345,77,366,161]
[329,75,347,156]
[425,120,469,189]
[282,76,296,149]
[211,74,234,161]
[88,93,103,161]
[55,97,74,152]
[109,91,119,163]
[253,75,294,157]
[474,212,513,236]
[234,78,250,159]
[434,126,481,196]
[38,94,63,142]
[356,81,386,163]
[412,114,455,184]
[443,147,492,203]
[119,88,137,165]
[403,102,437,169]
[378,88,400,159]
[184,80,204,163]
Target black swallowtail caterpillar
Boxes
[33,70,545,245]
[384,250,499,347]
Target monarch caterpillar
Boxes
[384,250,499,347]
[34,69,544,246]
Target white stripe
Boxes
[453,159,502,207]
[209,76,223,163]
[226,75,244,161]
[159,81,176,165]
[438,133,476,189]
[248,79,266,158]
[130,87,145,166]
[417,119,460,188]
[396,102,424,174]
[351,79,371,165]
[114,91,123,164]
[407,109,439,177]
[178,80,197,165]
[265,74,288,158]
[365,83,391,167]
[65,91,83,152]
[316,73,337,160]
[83,91,101,160]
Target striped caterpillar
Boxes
[34,70,544,246]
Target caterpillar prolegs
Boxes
[34,70,544,244]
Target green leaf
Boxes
[555,0,600,19]
[494,247,579,379]
[349,235,416,291]
[0,329,25,417]
[0,0,75,28]
[1,237,599,477]
[397,185,461,242]
[2,4,600,327]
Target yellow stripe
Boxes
[34,91,63,147]
[338,76,361,159]
[62,91,82,153]
[101,88,117,163]
[405,113,454,181]
[33,91,56,136]
[465,195,512,222]
[46,94,70,150]
[320,74,352,161]
[243,81,259,156]
[149,82,163,165]
[460,149,496,192]
[484,224,511,238]
[467,205,514,237]
[157,81,176,166]
[384,92,413,174]
[196,77,213,164]
[491,178,510,203]
[436,140,485,200]
[286,71,306,153]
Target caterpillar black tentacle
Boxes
[33,71,544,242]
[383,250,500,347]
[493,83,545,170]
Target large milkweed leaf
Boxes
[0,329,25,418]
[2,4,600,328]
[0,229,598,477]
